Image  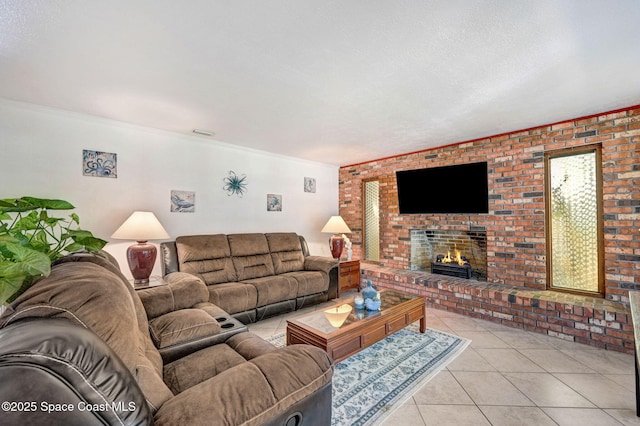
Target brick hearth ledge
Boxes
[361,263,633,354]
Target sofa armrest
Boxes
[156,304,248,364]
[137,272,209,319]
[304,256,339,299]
[0,318,152,425]
[303,256,338,274]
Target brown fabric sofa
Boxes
[161,233,339,323]
[0,252,333,425]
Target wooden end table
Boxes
[338,259,360,297]
[286,290,426,363]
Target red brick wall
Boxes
[339,106,640,303]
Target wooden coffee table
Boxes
[286,290,426,362]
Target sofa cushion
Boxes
[154,361,278,426]
[176,235,237,284]
[266,233,305,274]
[163,343,247,394]
[242,275,298,307]
[228,233,276,280]
[207,282,258,315]
[154,345,333,426]
[283,271,329,297]
[149,309,221,349]
[249,346,333,402]
[162,332,275,395]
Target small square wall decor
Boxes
[171,190,195,213]
[267,194,282,212]
[304,177,316,193]
[83,149,117,178]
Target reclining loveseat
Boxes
[161,232,339,323]
[0,252,333,425]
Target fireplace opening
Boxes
[410,228,487,281]
[431,248,472,279]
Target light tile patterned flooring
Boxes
[247,292,640,426]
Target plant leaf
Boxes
[0,260,28,277]
[0,274,26,305]
[3,243,51,277]
[14,211,39,231]
[0,197,38,213]
[8,233,30,247]
[38,210,61,227]
[34,230,48,244]
[64,233,107,252]
[66,229,94,240]
[22,197,75,210]
[79,236,107,252]
[0,235,19,244]
[1,205,34,213]
[63,242,85,253]
[29,232,51,255]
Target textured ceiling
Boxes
[1,1,639,166]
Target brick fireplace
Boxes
[339,105,639,303]
[338,105,639,353]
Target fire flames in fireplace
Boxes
[432,248,472,279]
[437,249,470,266]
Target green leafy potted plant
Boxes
[0,196,107,305]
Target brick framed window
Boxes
[363,179,380,262]
[544,144,604,296]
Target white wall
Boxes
[0,99,339,279]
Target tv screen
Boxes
[396,162,489,214]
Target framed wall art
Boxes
[83,149,117,178]
[171,190,195,212]
[304,177,316,193]
[267,194,282,212]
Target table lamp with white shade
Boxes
[321,215,352,260]
[111,211,169,284]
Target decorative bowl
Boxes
[365,298,381,311]
[324,304,353,327]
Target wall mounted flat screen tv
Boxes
[396,162,489,214]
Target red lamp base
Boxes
[329,234,345,260]
[126,241,157,284]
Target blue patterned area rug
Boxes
[267,324,470,425]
